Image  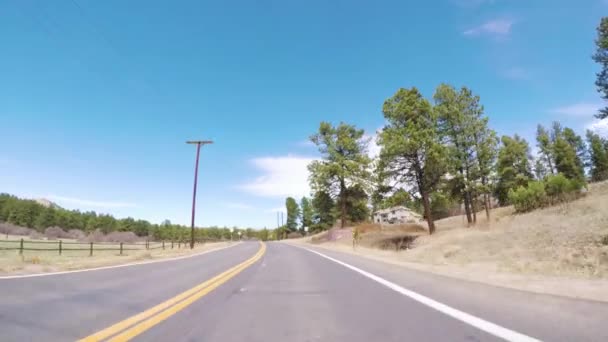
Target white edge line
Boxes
[0,242,241,280]
[295,245,541,342]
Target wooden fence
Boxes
[0,238,216,256]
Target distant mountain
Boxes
[35,198,60,209]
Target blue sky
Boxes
[1,0,606,228]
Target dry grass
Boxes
[0,241,236,275]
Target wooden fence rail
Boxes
[0,238,219,256]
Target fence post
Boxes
[162,241,165,250]
[19,238,24,255]
[89,242,93,257]
[59,240,62,255]
[146,239,149,250]
[120,242,123,255]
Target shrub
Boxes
[545,173,585,204]
[104,231,139,243]
[79,229,106,243]
[510,174,585,213]
[545,173,570,199]
[67,229,86,240]
[0,223,34,236]
[508,181,546,213]
[44,227,70,240]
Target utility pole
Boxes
[186,140,213,249]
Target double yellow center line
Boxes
[79,242,266,342]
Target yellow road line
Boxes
[79,242,266,342]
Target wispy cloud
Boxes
[364,129,382,159]
[464,19,514,37]
[500,66,530,80]
[551,102,603,117]
[47,195,136,208]
[221,201,255,211]
[587,119,608,136]
[239,155,316,198]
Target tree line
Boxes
[283,17,608,235]
[0,194,271,241]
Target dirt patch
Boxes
[372,235,419,251]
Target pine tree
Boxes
[536,125,555,174]
[495,135,533,205]
[308,122,371,228]
[593,17,608,119]
[378,87,446,234]
[586,130,608,181]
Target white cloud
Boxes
[501,66,530,80]
[239,155,316,198]
[364,130,382,159]
[587,119,608,137]
[551,102,603,117]
[47,195,136,208]
[464,19,513,37]
[221,201,255,211]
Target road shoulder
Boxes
[284,239,608,303]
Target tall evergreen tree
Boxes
[378,87,446,234]
[311,190,335,231]
[536,124,555,175]
[495,135,533,205]
[299,197,314,232]
[285,197,300,232]
[586,130,608,181]
[434,84,478,225]
[308,122,371,228]
[593,17,608,119]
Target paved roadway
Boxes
[1,242,607,341]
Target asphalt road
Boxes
[1,242,607,341]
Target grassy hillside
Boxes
[307,181,608,279]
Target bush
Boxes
[545,173,585,204]
[0,223,34,236]
[508,181,546,213]
[44,227,70,240]
[545,174,569,198]
[67,229,86,240]
[104,231,139,243]
[510,174,585,213]
[79,229,106,243]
